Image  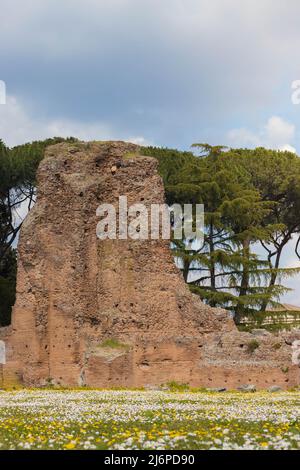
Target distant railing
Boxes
[239,311,300,329]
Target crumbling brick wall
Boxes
[0,141,299,389]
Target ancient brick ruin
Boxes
[0,141,299,389]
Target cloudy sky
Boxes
[1,0,300,303]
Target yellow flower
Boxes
[64,442,76,450]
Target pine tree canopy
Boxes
[144,145,300,324]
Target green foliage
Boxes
[144,144,300,324]
[164,381,190,392]
[142,146,195,205]
[123,151,140,160]
[247,340,260,353]
[9,137,78,186]
[100,339,129,350]
[0,137,78,326]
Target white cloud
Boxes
[227,128,261,148]
[227,116,297,153]
[126,136,152,146]
[265,116,295,148]
[280,144,297,153]
[0,95,149,147]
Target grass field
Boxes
[0,389,299,450]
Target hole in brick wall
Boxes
[140,361,149,368]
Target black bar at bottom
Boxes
[0,449,294,467]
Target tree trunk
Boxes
[209,221,216,307]
[235,237,250,324]
[182,258,190,283]
[260,247,282,312]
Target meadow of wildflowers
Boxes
[0,389,299,450]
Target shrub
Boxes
[247,339,260,353]
[100,338,129,350]
[164,381,190,392]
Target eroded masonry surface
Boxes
[0,141,299,388]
